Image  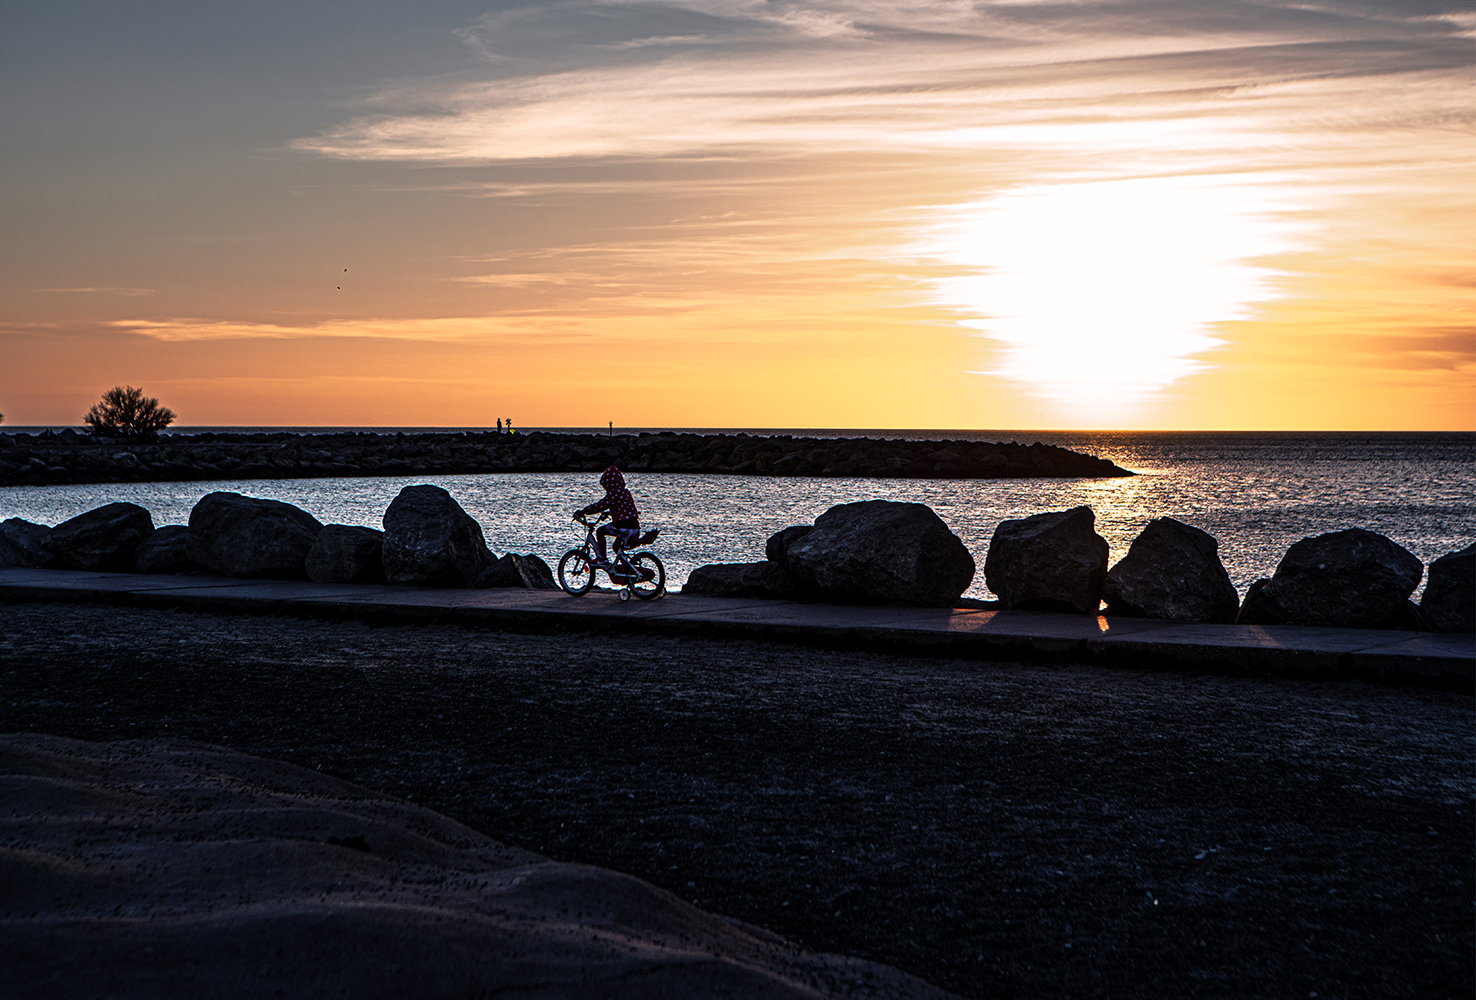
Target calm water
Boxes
[3,431,1471,599]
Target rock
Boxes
[381,485,493,587]
[0,518,53,568]
[133,525,197,574]
[1102,517,1240,623]
[781,500,974,607]
[186,491,324,580]
[1,733,953,1000]
[44,502,155,572]
[305,525,385,584]
[1249,528,1423,628]
[684,562,800,600]
[984,506,1108,614]
[1378,599,1431,632]
[765,525,813,564]
[475,553,558,590]
[1420,542,1475,632]
[1234,579,1285,626]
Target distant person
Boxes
[575,466,640,567]
[496,418,502,434]
[507,418,516,435]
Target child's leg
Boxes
[598,520,639,562]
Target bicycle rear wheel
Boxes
[628,552,665,600]
[557,549,594,595]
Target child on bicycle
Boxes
[575,466,641,566]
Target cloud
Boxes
[295,1,1470,166]
[107,318,516,343]
[35,287,155,297]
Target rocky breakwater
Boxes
[1234,528,1473,632]
[983,513,1473,631]
[0,485,555,591]
[686,502,1474,632]
[0,428,1132,486]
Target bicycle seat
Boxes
[611,527,641,550]
[636,528,659,546]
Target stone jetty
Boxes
[0,429,1131,487]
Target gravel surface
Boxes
[1,599,1471,999]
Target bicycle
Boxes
[558,512,666,601]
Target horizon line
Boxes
[4,425,1473,436]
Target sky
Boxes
[1,0,1472,430]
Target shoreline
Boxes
[0,429,1132,488]
[2,600,1470,999]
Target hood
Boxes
[600,466,625,492]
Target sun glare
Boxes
[913,174,1306,424]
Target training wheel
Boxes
[619,588,631,602]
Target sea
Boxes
[2,429,1472,600]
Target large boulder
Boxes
[381,485,493,587]
[475,553,558,590]
[1238,528,1422,628]
[765,525,814,565]
[1102,517,1240,623]
[1420,542,1475,632]
[984,506,1108,614]
[187,492,324,580]
[1381,600,1431,633]
[779,500,974,607]
[44,502,155,572]
[684,562,799,600]
[1234,579,1284,626]
[305,525,385,585]
[133,525,198,575]
[0,518,53,568]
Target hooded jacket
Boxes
[578,466,640,523]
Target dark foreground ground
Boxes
[1,600,1471,999]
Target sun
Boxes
[912,173,1306,425]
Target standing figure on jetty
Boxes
[575,466,641,567]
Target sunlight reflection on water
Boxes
[3,431,1471,600]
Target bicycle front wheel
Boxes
[558,549,594,595]
[628,551,665,599]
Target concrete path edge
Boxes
[0,568,1470,693]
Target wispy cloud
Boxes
[36,287,155,297]
[296,0,1470,165]
[108,318,511,343]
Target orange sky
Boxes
[2,1,1471,429]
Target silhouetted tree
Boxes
[84,386,176,438]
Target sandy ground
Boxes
[1,599,1471,999]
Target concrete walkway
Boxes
[1,567,1470,690]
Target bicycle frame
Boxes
[560,512,665,599]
